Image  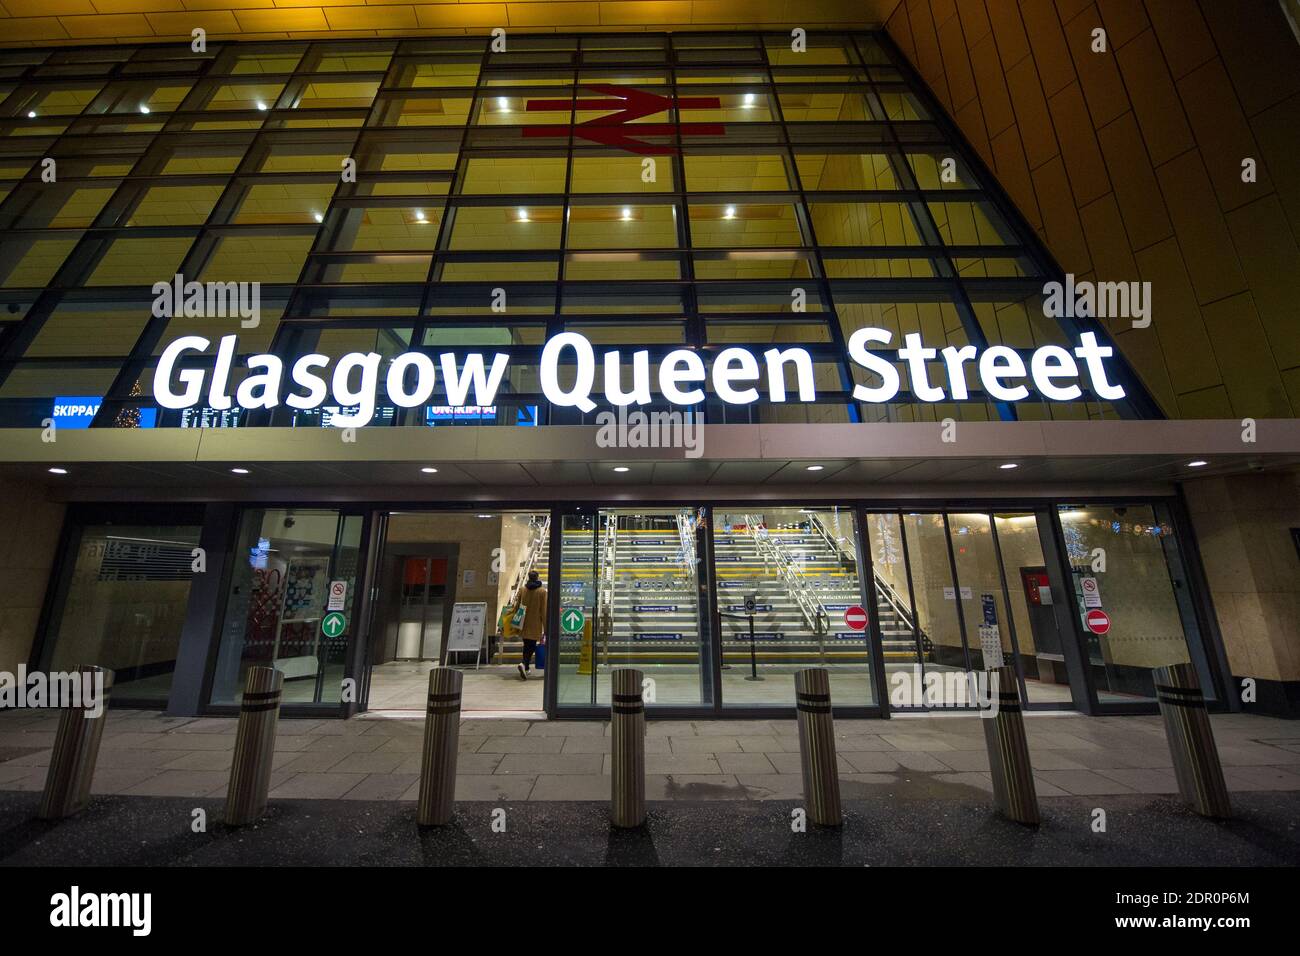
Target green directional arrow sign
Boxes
[561,607,586,633]
[321,611,348,638]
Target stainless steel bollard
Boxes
[982,665,1039,826]
[38,665,114,820]
[417,667,463,827]
[610,668,646,828]
[224,666,283,827]
[794,668,841,827]
[1154,663,1231,818]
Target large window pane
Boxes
[211,509,363,706]
[993,512,1072,705]
[713,506,874,706]
[43,521,201,703]
[1058,503,1211,703]
[864,512,921,681]
[946,513,1012,675]
[557,507,710,709]
[901,513,966,675]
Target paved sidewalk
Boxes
[1,709,1298,803]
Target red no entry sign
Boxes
[844,605,869,631]
[1085,609,1111,635]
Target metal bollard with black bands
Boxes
[224,666,283,827]
[982,664,1039,826]
[610,668,646,828]
[418,667,463,826]
[38,665,114,821]
[794,667,842,827]
[1153,663,1231,819]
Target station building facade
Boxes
[0,12,1297,721]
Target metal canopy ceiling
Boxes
[3,420,1298,500]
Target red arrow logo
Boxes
[522,84,724,155]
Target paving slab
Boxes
[1032,770,1138,796]
[495,754,603,775]
[716,752,778,775]
[669,735,743,753]
[1094,768,1180,794]
[122,770,231,798]
[529,775,610,800]
[269,773,366,800]
[330,752,410,774]
[476,735,565,754]
[342,773,420,801]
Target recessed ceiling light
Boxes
[517,208,530,222]
[805,464,824,472]
[497,96,510,111]
[421,467,438,474]
[1188,460,1208,467]
[139,105,150,114]
[476,514,492,518]
[743,92,755,106]
[621,207,632,220]
[723,205,736,220]
[27,110,36,118]
[231,467,249,475]
[256,101,267,111]
[48,467,67,475]
[414,209,426,222]
[1000,463,1019,470]
[313,212,323,223]
[613,466,629,473]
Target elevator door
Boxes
[396,557,449,660]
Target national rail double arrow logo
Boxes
[523,84,724,155]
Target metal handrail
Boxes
[809,510,856,565]
[597,512,617,667]
[811,509,932,658]
[855,516,934,658]
[510,514,551,607]
[743,513,829,663]
[675,510,697,587]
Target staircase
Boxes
[508,513,932,668]
[492,517,551,665]
[602,525,703,664]
[715,521,878,666]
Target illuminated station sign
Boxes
[153,330,1126,429]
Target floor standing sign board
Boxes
[446,602,488,668]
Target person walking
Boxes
[517,569,547,680]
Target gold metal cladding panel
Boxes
[887,0,1300,420]
[0,1,898,47]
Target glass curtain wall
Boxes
[0,32,1155,430]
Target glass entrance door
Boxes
[555,506,713,709]
[711,506,876,708]
[211,508,366,709]
[863,509,1073,711]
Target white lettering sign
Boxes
[151,330,1126,428]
